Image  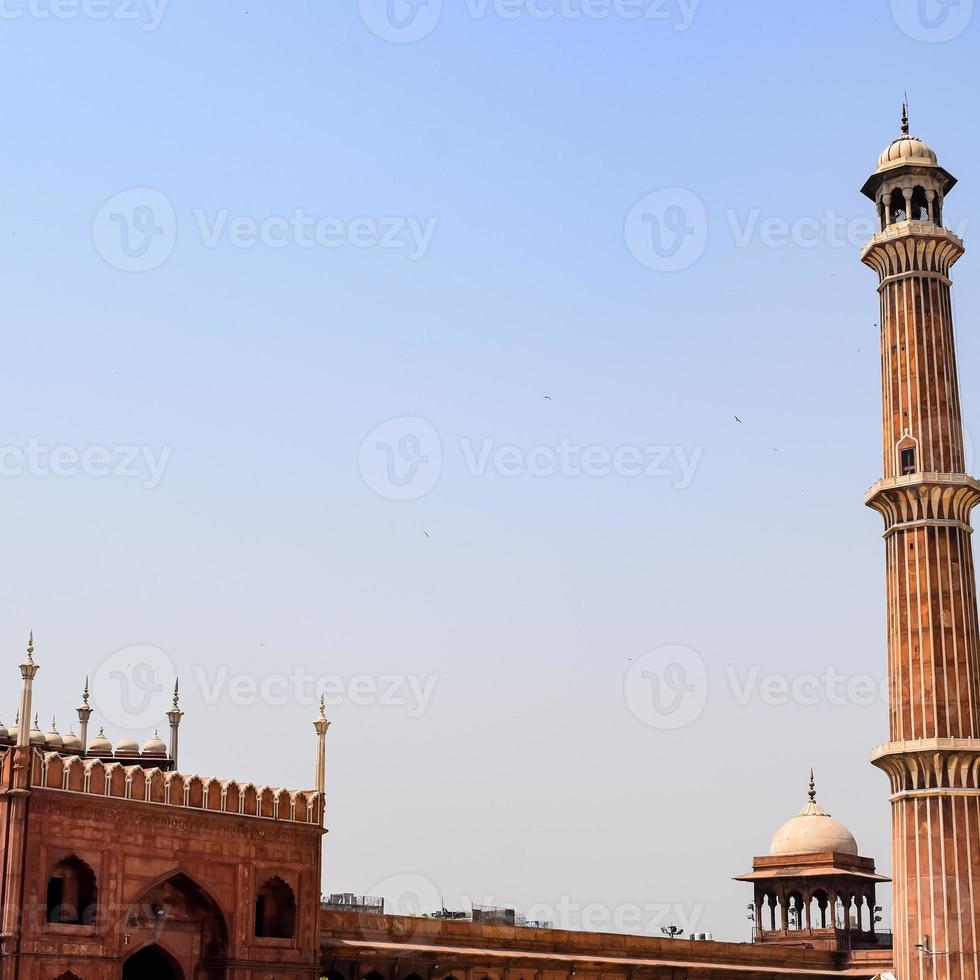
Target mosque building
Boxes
[2,111,975,980]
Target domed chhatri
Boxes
[876,102,938,173]
[0,667,185,771]
[737,771,889,951]
[115,736,141,758]
[28,714,45,748]
[61,730,82,753]
[861,102,957,206]
[769,772,858,857]
[878,135,938,172]
[142,732,168,758]
[44,718,63,752]
[88,728,113,757]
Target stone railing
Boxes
[2,748,323,826]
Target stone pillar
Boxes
[16,634,38,749]
[77,676,93,755]
[0,635,40,980]
[314,695,330,807]
[167,679,183,770]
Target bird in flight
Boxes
[735,416,743,424]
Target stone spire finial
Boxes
[314,694,331,802]
[167,678,184,769]
[314,695,331,736]
[26,631,34,662]
[808,768,817,804]
[77,677,94,755]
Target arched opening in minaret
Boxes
[900,443,917,476]
[889,187,907,223]
[911,186,930,222]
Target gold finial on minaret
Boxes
[25,631,34,663]
[808,769,817,804]
[902,96,910,136]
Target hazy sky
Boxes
[3,0,979,942]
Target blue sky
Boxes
[2,0,979,941]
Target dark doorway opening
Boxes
[123,944,183,980]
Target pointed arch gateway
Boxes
[123,944,185,980]
[124,873,228,980]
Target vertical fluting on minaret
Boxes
[864,111,980,980]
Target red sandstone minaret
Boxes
[863,107,980,979]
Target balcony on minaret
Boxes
[861,104,956,235]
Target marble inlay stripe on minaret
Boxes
[944,528,964,734]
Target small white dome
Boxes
[89,729,113,755]
[0,719,9,740]
[29,718,45,747]
[770,779,859,857]
[62,731,82,752]
[142,732,168,758]
[44,726,63,751]
[877,134,939,173]
[115,737,140,756]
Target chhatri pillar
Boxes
[736,774,889,951]
[863,107,980,979]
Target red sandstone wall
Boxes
[8,784,323,980]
